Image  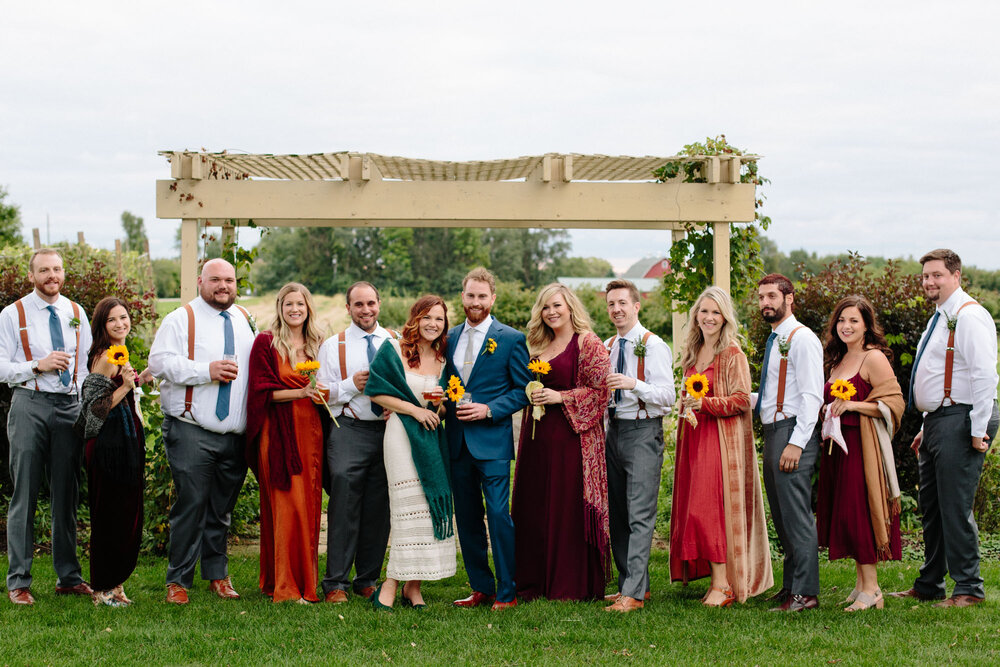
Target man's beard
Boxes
[37,279,63,296]
[204,289,236,309]
[464,304,490,325]
[760,302,786,323]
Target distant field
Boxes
[155,294,349,337]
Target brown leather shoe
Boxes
[888,587,945,601]
[765,587,791,603]
[786,594,819,611]
[356,585,376,600]
[934,594,985,608]
[604,591,651,602]
[604,596,644,612]
[209,577,240,600]
[55,582,94,596]
[324,589,349,604]
[491,598,518,611]
[166,583,189,605]
[8,588,34,605]
[454,591,496,608]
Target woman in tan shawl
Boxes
[817,295,904,612]
[671,287,773,606]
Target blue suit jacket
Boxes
[445,318,533,461]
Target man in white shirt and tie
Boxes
[754,273,824,612]
[890,249,999,608]
[149,258,255,604]
[316,281,393,603]
[1,249,92,605]
[602,279,675,613]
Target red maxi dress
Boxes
[670,365,727,581]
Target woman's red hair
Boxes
[400,295,449,368]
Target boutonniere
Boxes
[247,312,258,334]
[946,314,958,331]
[481,337,497,356]
[632,338,647,359]
[68,316,81,330]
[777,336,791,358]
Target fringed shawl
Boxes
[688,344,773,602]
[75,372,145,484]
[364,339,454,541]
[856,377,904,559]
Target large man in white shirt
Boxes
[602,279,675,613]
[149,258,255,605]
[1,249,93,605]
[316,281,393,603]
[890,249,999,608]
[754,273,824,612]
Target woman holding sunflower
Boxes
[76,297,153,607]
[512,283,610,601]
[246,283,328,603]
[670,287,772,607]
[816,296,903,611]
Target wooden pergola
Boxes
[156,151,758,332]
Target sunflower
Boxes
[106,345,129,366]
[527,359,551,377]
[294,360,321,373]
[685,373,709,400]
[446,375,465,403]
[830,379,857,401]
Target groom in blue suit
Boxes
[446,267,532,610]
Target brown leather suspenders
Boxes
[181,303,252,419]
[941,301,977,408]
[608,331,655,418]
[774,325,805,421]
[14,298,82,391]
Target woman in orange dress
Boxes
[247,282,328,603]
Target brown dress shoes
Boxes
[325,589,349,603]
[55,582,94,596]
[356,585,377,600]
[453,591,496,608]
[604,596,644,612]
[786,594,819,611]
[934,594,985,608]
[209,576,240,599]
[490,598,518,611]
[604,591,651,603]
[166,583,189,605]
[888,587,946,601]
[8,588,35,605]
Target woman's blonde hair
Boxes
[526,283,592,354]
[270,282,325,363]
[678,286,743,371]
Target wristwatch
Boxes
[485,406,492,419]
[30,360,40,375]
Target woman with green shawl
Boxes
[365,295,456,610]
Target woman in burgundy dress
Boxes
[817,295,903,611]
[670,286,772,606]
[512,283,610,601]
[76,297,153,607]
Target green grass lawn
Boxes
[2,552,997,665]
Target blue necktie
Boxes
[46,305,70,386]
[754,332,777,418]
[365,334,382,416]
[215,311,234,421]
[614,338,626,405]
[907,310,940,411]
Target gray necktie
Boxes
[461,327,476,385]
[46,305,71,386]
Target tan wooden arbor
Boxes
[156,151,758,331]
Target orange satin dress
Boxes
[258,355,325,602]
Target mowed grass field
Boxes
[1,551,998,665]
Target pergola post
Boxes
[671,229,688,349]
[712,221,731,295]
[180,218,200,302]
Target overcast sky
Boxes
[2,1,998,273]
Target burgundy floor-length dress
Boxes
[669,365,727,581]
[816,373,902,563]
[85,374,145,592]
[513,334,605,601]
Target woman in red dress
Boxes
[247,283,328,603]
[670,286,772,606]
[816,295,903,611]
[512,283,610,601]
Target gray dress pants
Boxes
[914,401,999,599]
[761,416,820,596]
[5,388,85,590]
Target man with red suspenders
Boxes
[890,249,999,607]
[602,279,675,613]
[754,273,824,612]
[316,281,397,603]
[1,249,92,605]
[148,259,255,604]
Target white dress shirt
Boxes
[913,287,999,437]
[452,315,494,376]
[148,296,255,434]
[0,291,91,394]
[754,315,824,449]
[316,322,394,420]
[604,322,675,419]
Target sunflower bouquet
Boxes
[106,345,129,366]
[824,379,857,454]
[829,379,857,402]
[295,360,339,427]
[525,359,552,439]
[446,375,466,403]
[680,372,710,428]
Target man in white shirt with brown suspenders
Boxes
[602,279,675,613]
[1,249,92,605]
[317,281,395,603]
[890,249,999,607]
[149,258,255,604]
[754,273,824,612]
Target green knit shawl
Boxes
[365,340,453,540]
